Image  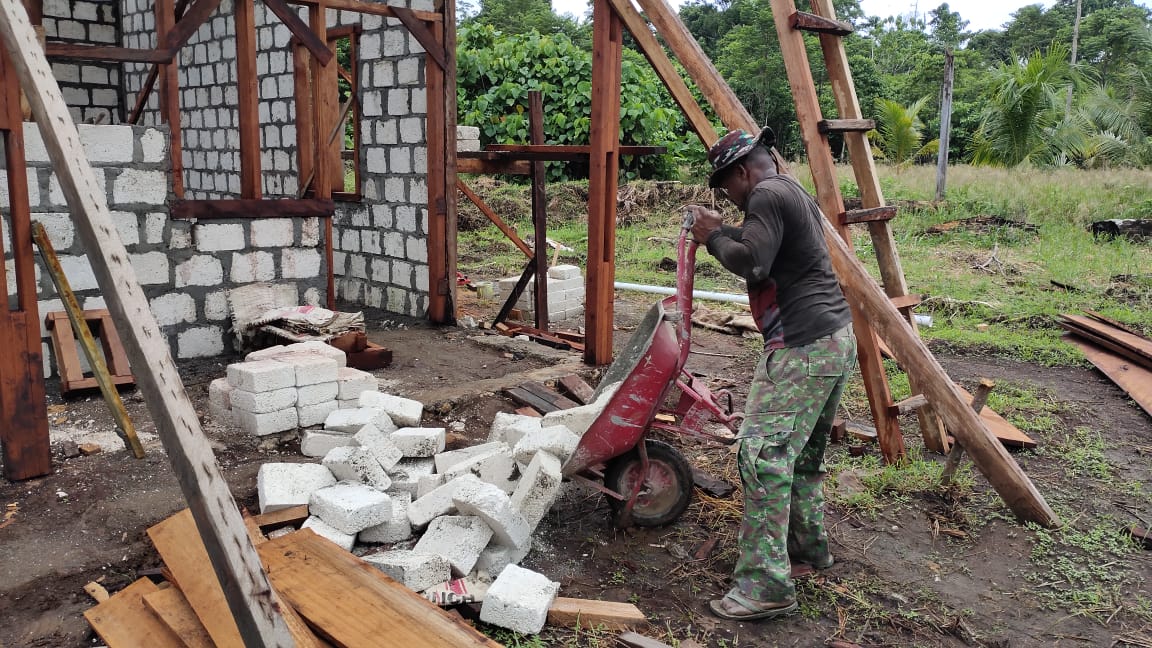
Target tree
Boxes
[927,3,969,50]
[870,96,939,166]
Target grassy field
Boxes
[459,164,1152,366]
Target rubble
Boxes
[309,481,393,535]
[413,515,494,577]
[257,463,336,514]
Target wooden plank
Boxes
[44,43,172,63]
[156,0,185,197]
[495,259,536,326]
[1,9,292,638]
[1068,337,1152,419]
[504,386,562,414]
[617,632,673,648]
[486,144,665,159]
[603,0,717,146]
[1062,315,1152,364]
[456,156,531,175]
[252,504,310,531]
[1083,309,1146,338]
[258,529,504,647]
[557,374,595,405]
[586,0,623,365]
[142,587,216,648]
[170,198,337,220]
[546,597,646,631]
[286,0,442,22]
[1060,322,1152,372]
[84,578,185,648]
[456,179,534,258]
[789,10,853,35]
[818,118,874,133]
[515,406,543,417]
[521,380,579,410]
[889,293,921,310]
[840,206,897,225]
[235,0,261,198]
[262,0,333,65]
[529,91,549,331]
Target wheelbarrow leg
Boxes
[616,435,652,528]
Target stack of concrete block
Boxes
[457,125,480,153]
[497,264,585,323]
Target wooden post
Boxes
[293,42,315,195]
[0,7,296,642]
[309,3,336,309]
[235,0,262,198]
[425,1,456,324]
[934,49,953,203]
[585,0,623,365]
[528,91,549,331]
[0,39,51,481]
[155,0,184,197]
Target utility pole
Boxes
[1066,0,1082,115]
[935,49,954,202]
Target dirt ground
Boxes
[1,294,1150,648]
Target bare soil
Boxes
[2,295,1150,648]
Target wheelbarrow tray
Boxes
[562,297,682,476]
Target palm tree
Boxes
[870,96,939,168]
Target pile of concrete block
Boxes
[498,264,585,323]
[457,125,481,153]
[208,341,381,436]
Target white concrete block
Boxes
[434,441,508,474]
[177,327,225,359]
[208,377,233,410]
[236,407,299,436]
[359,492,412,544]
[283,340,346,367]
[547,264,582,280]
[390,427,445,458]
[195,223,245,251]
[325,407,396,434]
[302,516,356,551]
[364,550,450,592]
[309,481,393,534]
[442,447,519,494]
[257,462,336,513]
[297,382,339,407]
[407,474,480,529]
[209,402,234,427]
[512,425,580,465]
[510,451,563,531]
[113,168,167,205]
[541,381,622,436]
[359,391,423,427]
[337,398,360,409]
[337,366,377,400]
[227,359,296,393]
[322,446,392,491]
[276,353,340,387]
[231,386,297,414]
[475,537,533,578]
[298,400,339,428]
[413,515,494,577]
[416,473,445,498]
[300,429,357,458]
[245,345,287,361]
[354,424,403,470]
[479,564,560,634]
[488,412,543,447]
[453,480,532,549]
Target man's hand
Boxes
[686,205,722,244]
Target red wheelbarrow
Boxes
[561,213,742,527]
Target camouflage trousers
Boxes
[732,325,856,603]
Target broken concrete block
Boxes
[434,441,509,474]
[226,359,296,393]
[276,353,339,387]
[512,424,580,465]
[322,446,392,491]
[541,381,621,436]
[337,366,377,400]
[302,516,355,551]
[359,391,423,427]
[230,386,297,414]
[298,400,339,428]
[442,446,519,494]
[510,450,563,531]
[236,407,298,436]
[359,492,412,544]
[245,345,288,362]
[354,424,403,470]
[324,407,396,434]
[300,429,357,458]
[363,550,451,593]
[208,377,233,409]
[386,457,436,498]
[479,564,560,634]
[257,462,336,513]
[309,481,393,534]
[475,537,533,577]
[297,381,339,407]
[416,473,445,499]
[407,474,480,529]
[413,515,494,576]
[453,480,532,549]
[488,412,542,447]
[283,340,346,367]
[391,427,445,457]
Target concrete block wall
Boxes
[44,0,124,124]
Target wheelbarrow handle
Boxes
[682,209,696,231]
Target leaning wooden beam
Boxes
[392,6,446,70]
[286,0,441,22]
[261,0,333,66]
[456,179,534,259]
[160,0,222,52]
[170,198,336,220]
[127,0,191,124]
[529,91,550,331]
[603,0,717,146]
[0,6,295,643]
[33,222,145,459]
[44,43,173,63]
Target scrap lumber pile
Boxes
[1059,311,1152,418]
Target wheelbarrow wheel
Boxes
[604,438,693,528]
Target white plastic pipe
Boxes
[613,282,749,305]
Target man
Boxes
[686,127,856,620]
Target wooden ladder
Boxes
[770,0,950,461]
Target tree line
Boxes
[455,0,1152,179]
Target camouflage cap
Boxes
[707,127,776,188]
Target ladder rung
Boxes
[889,294,921,310]
[818,118,875,134]
[840,206,897,224]
[789,11,854,36]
